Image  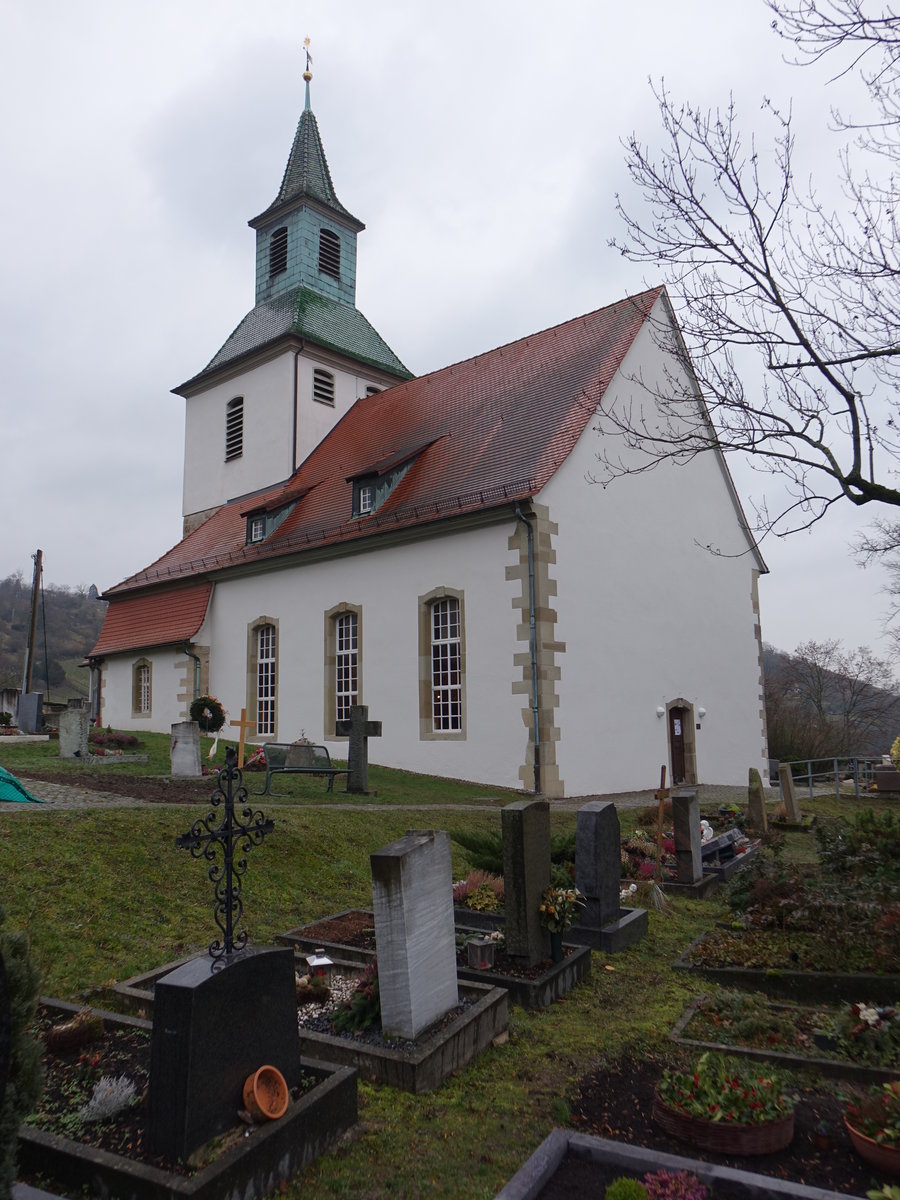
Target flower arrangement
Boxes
[656,1052,794,1125]
[538,885,585,934]
[846,1081,900,1147]
[832,1001,900,1066]
[189,695,226,733]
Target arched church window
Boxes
[318,228,340,279]
[269,227,288,278]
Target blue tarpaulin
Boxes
[0,765,43,803]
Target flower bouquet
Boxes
[652,1052,795,1155]
[831,1001,900,1067]
[538,885,585,934]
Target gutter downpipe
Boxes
[515,505,541,795]
[292,343,304,473]
[181,645,202,701]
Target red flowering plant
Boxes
[656,1053,794,1124]
[845,1081,900,1146]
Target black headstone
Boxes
[148,945,301,1162]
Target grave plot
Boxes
[16,749,358,1200]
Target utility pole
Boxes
[21,549,42,694]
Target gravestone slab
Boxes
[17,693,42,735]
[170,720,202,777]
[148,945,301,1163]
[58,701,90,759]
[672,790,702,884]
[778,763,802,823]
[747,768,768,833]
[371,829,459,1040]
[575,801,621,928]
[502,800,551,966]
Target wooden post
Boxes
[654,765,670,884]
[229,707,256,769]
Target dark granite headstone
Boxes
[575,801,621,928]
[17,693,42,735]
[502,800,550,966]
[672,790,702,884]
[148,946,301,1162]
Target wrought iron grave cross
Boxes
[175,747,274,960]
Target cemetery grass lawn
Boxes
[0,730,519,806]
[7,786,900,1198]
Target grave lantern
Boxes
[306,948,334,986]
[466,936,496,971]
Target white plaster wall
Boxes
[183,352,394,518]
[200,522,528,790]
[99,649,188,734]
[542,298,768,794]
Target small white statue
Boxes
[699,819,714,844]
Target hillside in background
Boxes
[0,573,107,700]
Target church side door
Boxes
[669,706,687,785]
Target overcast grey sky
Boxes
[1,0,894,658]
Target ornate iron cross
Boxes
[176,747,274,960]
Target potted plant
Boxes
[652,1052,795,1155]
[538,885,585,962]
[845,1081,900,1176]
[0,712,16,735]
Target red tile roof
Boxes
[105,288,661,601]
[90,582,212,655]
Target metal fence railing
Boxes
[774,756,886,801]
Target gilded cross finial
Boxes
[303,36,313,82]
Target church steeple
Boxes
[248,43,363,307]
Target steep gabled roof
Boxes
[90,582,212,655]
[107,288,661,603]
[176,287,412,394]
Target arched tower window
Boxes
[318,228,340,279]
[269,227,288,278]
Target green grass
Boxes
[5,761,899,1198]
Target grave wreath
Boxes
[188,694,225,733]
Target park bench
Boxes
[255,741,347,796]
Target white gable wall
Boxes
[99,648,188,734]
[542,304,767,794]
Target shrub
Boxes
[330,961,380,1034]
[605,1177,648,1200]
[0,909,43,1195]
[816,809,900,884]
[0,713,11,728]
[644,1170,708,1200]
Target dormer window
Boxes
[318,228,340,279]
[313,368,335,406]
[358,483,375,515]
[249,517,265,543]
[269,227,288,278]
[245,502,295,546]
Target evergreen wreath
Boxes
[189,695,225,733]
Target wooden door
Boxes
[669,706,686,784]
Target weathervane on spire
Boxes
[303,36,313,82]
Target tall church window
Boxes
[324,602,362,736]
[225,397,243,461]
[132,658,151,717]
[269,226,288,278]
[335,612,358,723]
[431,598,462,731]
[256,624,277,737]
[313,368,335,406]
[318,228,340,279]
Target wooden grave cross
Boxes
[229,707,256,769]
[653,765,670,885]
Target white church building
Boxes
[90,68,769,798]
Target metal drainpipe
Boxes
[292,343,304,473]
[514,505,541,794]
[181,646,202,702]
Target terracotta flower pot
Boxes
[652,1095,794,1155]
[242,1065,289,1122]
[844,1117,900,1177]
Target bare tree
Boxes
[604,1,900,543]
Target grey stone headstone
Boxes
[58,701,90,759]
[672,790,702,884]
[17,692,42,735]
[778,763,802,822]
[575,801,621,928]
[371,829,459,1040]
[148,946,301,1163]
[502,799,551,966]
[170,721,202,777]
[335,704,382,793]
[747,767,768,833]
